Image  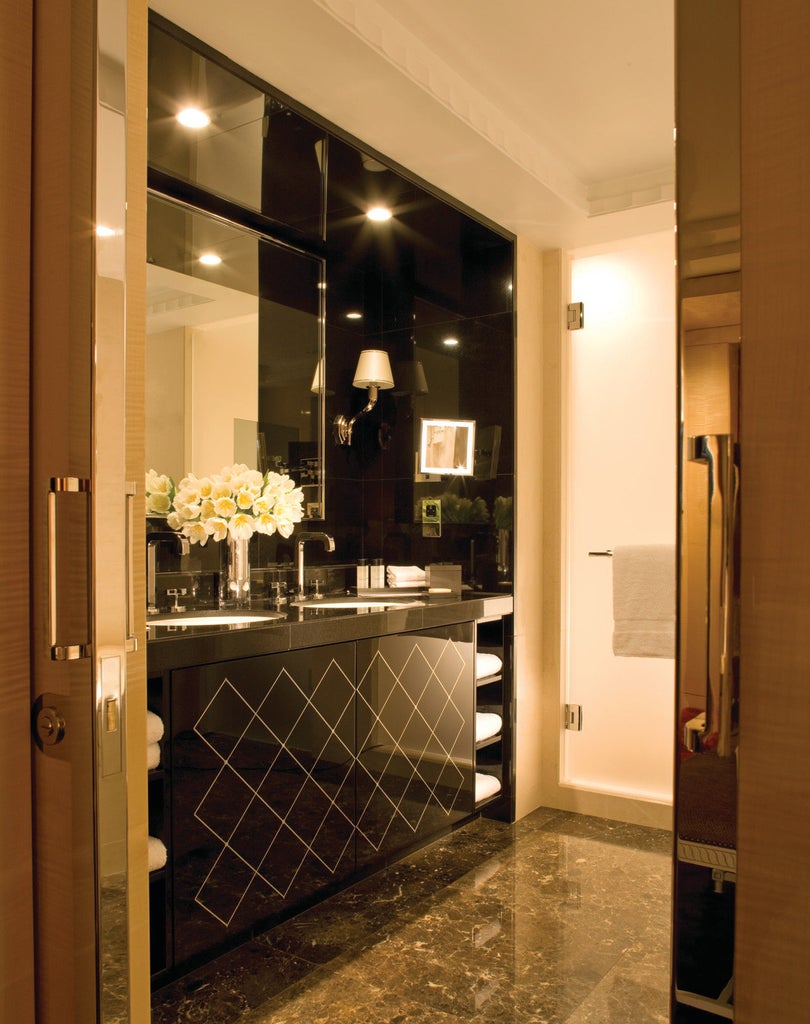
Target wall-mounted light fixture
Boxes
[333,349,394,445]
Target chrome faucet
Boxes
[296,532,335,599]
[147,531,190,614]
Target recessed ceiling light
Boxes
[345,311,362,320]
[367,206,392,222]
[198,252,222,266]
[177,107,210,129]
[443,337,459,347]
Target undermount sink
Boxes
[147,611,285,627]
[291,598,423,610]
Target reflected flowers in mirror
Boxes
[146,463,305,544]
[145,469,175,516]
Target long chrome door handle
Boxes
[124,481,138,653]
[48,476,92,661]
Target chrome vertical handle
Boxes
[687,435,739,757]
[124,481,138,653]
[48,477,92,661]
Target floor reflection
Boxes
[151,808,672,1024]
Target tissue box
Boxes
[426,563,462,595]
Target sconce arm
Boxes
[333,384,379,445]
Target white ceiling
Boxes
[151,0,675,249]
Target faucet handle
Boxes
[269,581,288,606]
[166,587,187,613]
[312,578,323,599]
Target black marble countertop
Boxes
[146,590,513,673]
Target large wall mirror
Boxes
[673,1,740,1019]
[146,193,325,517]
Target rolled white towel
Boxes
[475,652,502,679]
[147,742,161,771]
[475,712,503,743]
[386,565,426,583]
[146,710,164,744]
[475,772,502,803]
[148,836,167,872]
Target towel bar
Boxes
[588,550,613,556]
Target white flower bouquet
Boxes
[145,463,305,545]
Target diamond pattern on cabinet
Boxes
[192,657,355,927]
[356,636,468,852]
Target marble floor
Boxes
[151,807,673,1024]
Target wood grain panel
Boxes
[29,0,98,1021]
[125,2,151,1020]
[0,0,36,1019]
[737,1,810,1020]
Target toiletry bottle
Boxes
[356,558,369,590]
[370,558,384,588]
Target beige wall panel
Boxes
[513,238,545,819]
[0,0,36,1019]
[737,1,810,1020]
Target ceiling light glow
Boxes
[367,206,392,222]
[177,107,210,129]
[96,225,116,238]
[345,311,362,320]
[198,252,222,266]
[443,337,459,347]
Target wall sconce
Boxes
[333,349,394,445]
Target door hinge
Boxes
[567,301,584,330]
[565,703,583,730]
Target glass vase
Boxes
[496,528,511,583]
[222,536,251,608]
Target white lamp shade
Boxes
[353,349,394,389]
[310,357,333,395]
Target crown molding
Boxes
[312,0,590,214]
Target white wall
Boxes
[146,327,186,482]
[190,315,258,474]
[563,230,676,804]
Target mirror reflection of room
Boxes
[145,193,324,517]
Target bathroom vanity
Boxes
[146,593,513,984]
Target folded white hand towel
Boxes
[386,565,426,582]
[386,579,425,589]
[146,710,164,744]
[147,742,161,771]
[475,652,503,679]
[148,836,167,873]
[475,712,503,743]
[475,772,502,803]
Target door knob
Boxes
[33,699,67,748]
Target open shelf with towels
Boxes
[146,675,172,980]
[473,613,513,820]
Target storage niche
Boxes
[473,613,514,820]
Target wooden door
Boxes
[0,0,36,1019]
